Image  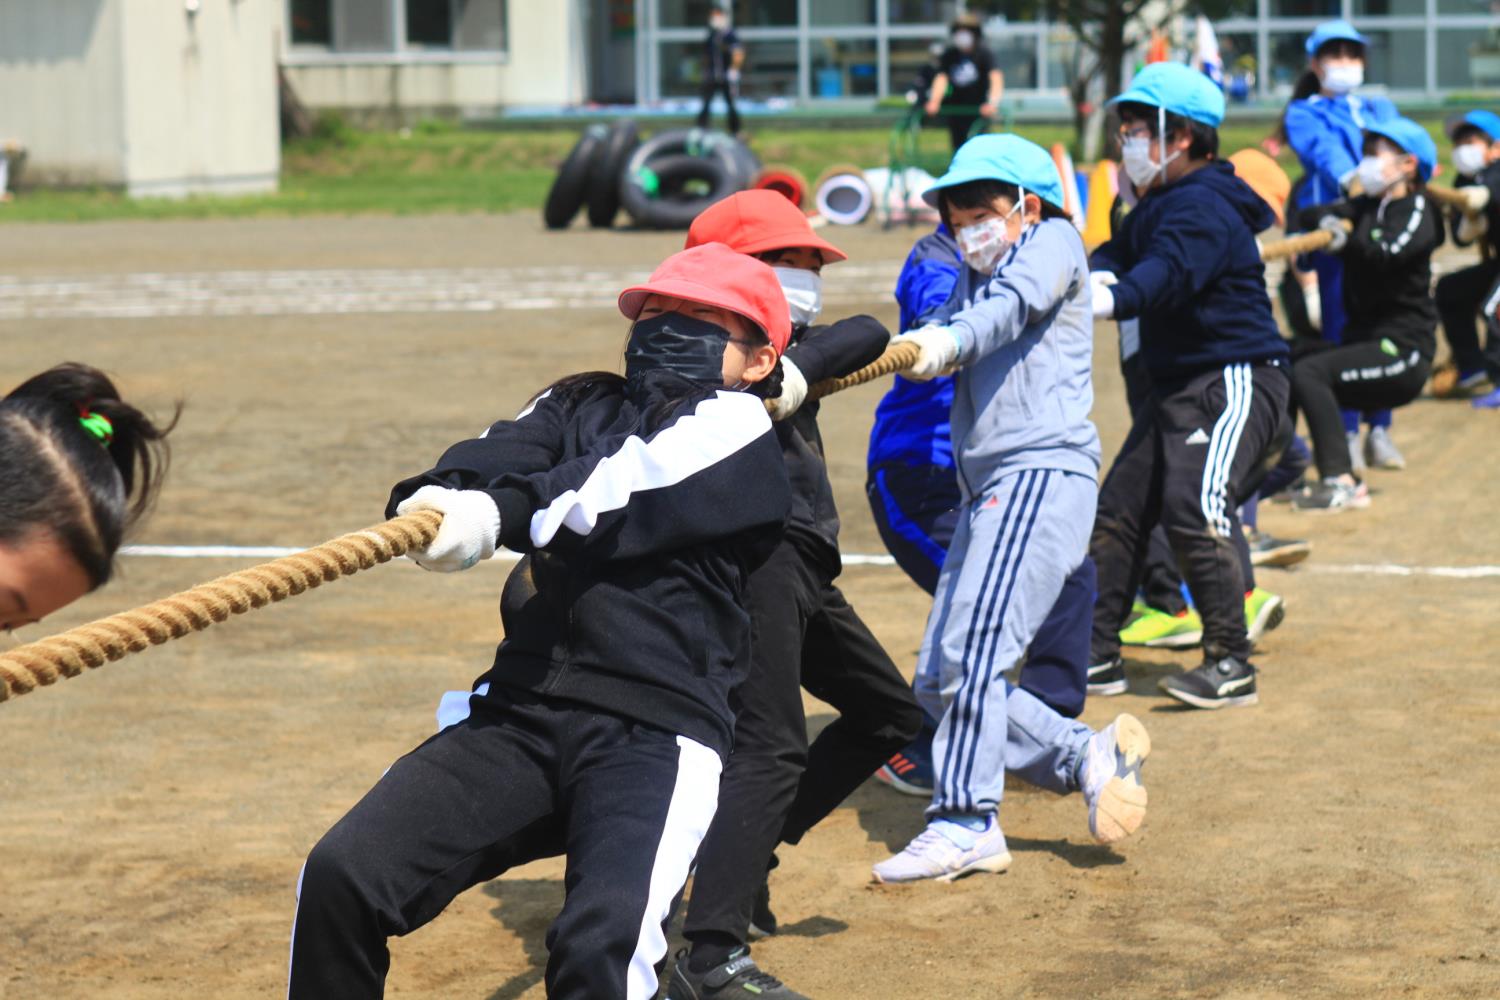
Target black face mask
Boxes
[624,313,735,384]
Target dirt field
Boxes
[1,214,1497,999]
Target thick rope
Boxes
[1259,227,1339,261]
[0,510,442,704]
[806,339,922,402]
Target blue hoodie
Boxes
[1090,160,1289,391]
[1285,93,1399,210]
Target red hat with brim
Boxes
[618,242,792,356]
[685,189,848,263]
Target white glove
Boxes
[1459,185,1491,214]
[726,68,741,84]
[1318,215,1349,253]
[1091,281,1116,319]
[1302,280,1322,332]
[1457,210,1490,245]
[767,355,808,421]
[894,325,962,381]
[396,485,500,573]
[1090,270,1118,287]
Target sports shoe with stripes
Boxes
[1159,656,1258,709]
[872,815,1011,884]
[1080,714,1151,844]
[874,730,935,797]
[1087,656,1128,696]
[667,947,809,1000]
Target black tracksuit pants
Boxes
[288,692,721,1000]
[1435,257,1500,380]
[1291,339,1430,481]
[682,541,922,961]
[1091,362,1290,665]
[696,79,741,134]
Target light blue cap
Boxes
[922,134,1065,212]
[1108,62,1225,129]
[1365,116,1437,181]
[1305,20,1368,57]
[1449,109,1500,142]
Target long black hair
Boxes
[0,363,177,588]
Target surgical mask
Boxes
[709,12,728,30]
[774,267,823,328]
[624,312,735,384]
[1356,154,1395,196]
[1121,107,1180,191]
[956,200,1022,274]
[1453,142,1488,178]
[953,30,975,52]
[1321,63,1363,95]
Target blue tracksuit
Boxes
[1285,92,1399,429]
[866,225,1095,719]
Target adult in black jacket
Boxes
[924,14,1003,150]
[1291,119,1444,512]
[287,244,794,1000]
[667,193,923,1000]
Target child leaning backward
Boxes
[287,243,793,1000]
[665,191,923,1000]
[1087,63,1291,710]
[871,134,1151,884]
[1290,117,1444,512]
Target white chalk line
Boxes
[119,544,1500,579]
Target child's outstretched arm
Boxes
[945,223,1082,360]
[479,390,789,562]
[1106,200,1235,320]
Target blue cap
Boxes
[1108,62,1225,129]
[1305,20,1368,57]
[922,134,1066,212]
[1448,109,1500,142]
[1365,117,1437,182]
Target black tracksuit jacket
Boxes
[1297,190,1445,359]
[777,315,891,577]
[386,370,792,758]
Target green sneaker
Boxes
[1244,587,1285,643]
[1119,607,1203,649]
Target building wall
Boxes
[282,3,585,123]
[118,0,282,197]
[0,0,127,186]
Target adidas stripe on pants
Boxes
[915,468,1097,817]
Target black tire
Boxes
[620,154,736,230]
[624,129,755,191]
[586,119,639,229]
[544,125,608,230]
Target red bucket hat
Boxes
[685,189,848,263]
[618,242,792,355]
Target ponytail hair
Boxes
[0,363,178,588]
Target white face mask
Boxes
[1321,63,1364,95]
[1453,142,1489,178]
[710,12,728,30]
[774,267,823,328]
[1121,107,1180,192]
[953,30,975,52]
[956,200,1022,275]
[1356,153,1395,195]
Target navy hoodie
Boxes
[1092,160,1289,390]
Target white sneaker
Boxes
[1080,714,1151,845]
[1365,426,1406,470]
[1346,431,1366,475]
[871,816,1012,884]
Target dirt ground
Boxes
[1,213,1497,1000]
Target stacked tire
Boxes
[543,122,759,231]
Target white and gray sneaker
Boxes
[1079,714,1151,845]
[1346,431,1367,475]
[1365,426,1406,470]
[871,815,1012,884]
[1291,477,1369,513]
[1159,656,1258,709]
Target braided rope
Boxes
[0,510,442,704]
[806,339,922,402]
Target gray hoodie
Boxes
[940,217,1100,500]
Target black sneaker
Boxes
[666,947,809,1000]
[1158,656,1258,709]
[1245,529,1311,568]
[1087,656,1127,696]
[748,877,777,939]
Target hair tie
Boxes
[77,404,114,446]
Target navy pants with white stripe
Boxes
[915,467,1097,818]
[287,691,720,1000]
[1091,362,1290,666]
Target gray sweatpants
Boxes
[915,468,1096,817]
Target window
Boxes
[1269,0,1339,14]
[658,1,796,28]
[406,0,453,48]
[1436,27,1500,89]
[1359,28,1427,89]
[1351,0,1426,14]
[889,0,956,24]
[454,0,506,51]
[339,0,396,52]
[811,0,877,27]
[290,0,331,46]
[811,38,879,98]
